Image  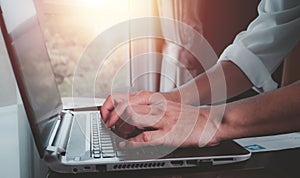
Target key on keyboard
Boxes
[90,113,116,158]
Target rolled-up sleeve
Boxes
[219,0,300,92]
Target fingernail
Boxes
[119,141,126,148]
[105,121,109,127]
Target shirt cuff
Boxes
[219,44,278,93]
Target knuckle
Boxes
[130,115,139,126]
[137,90,149,96]
[107,94,112,100]
[115,106,123,116]
[141,132,150,142]
[124,106,132,115]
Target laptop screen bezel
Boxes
[0,5,63,158]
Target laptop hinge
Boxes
[46,110,73,155]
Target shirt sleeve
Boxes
[219,0,300,92]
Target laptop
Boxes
[0,0,251,174]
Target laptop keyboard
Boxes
[91,113,117,159]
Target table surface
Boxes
[48,148,300,178]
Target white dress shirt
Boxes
[219,0,300,92]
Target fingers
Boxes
[101,93,133,123]
[129,90,153,105]
[106,103,146,128]
[106,102,128,128]
[148,92,166,105]
[119,130,165,148]
[113,119,142,139]
[116,102,201,149]
[110,104,165,130]
[103,95,166,129]
[101,94,129,121]
[125,104,165,129]
[100,91,154,125]
[100,95,114,122]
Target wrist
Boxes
[198,105,235,147]
[215,103,243,143]
[163,89,199,105]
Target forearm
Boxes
[218,81,300,142]
[164,61,253,105]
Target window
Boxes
[36,0,132,97]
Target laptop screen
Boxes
[0,1,62,157]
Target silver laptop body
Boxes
[0,0,251,174]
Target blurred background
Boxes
[36,0,259,98]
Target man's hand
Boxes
[118,101,222,148]
[100,90,178,128]
[100,91,223,148]
[100,91,170,140]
